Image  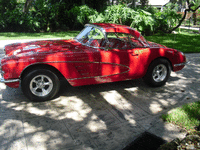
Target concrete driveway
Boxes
[0,52,199,150]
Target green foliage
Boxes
[30,0,61,32]
[160,3,182,29]
[0,0,22,31]
[0,1,189,34]
[0,0,61,32]
[67,5,98,29]
[190,0,200,10]
[90,4,156,35]
[103,4,135,25]
[89,4,181,35]
[130,9,155,35]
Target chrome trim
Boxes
[19,61,130,81]
[68,62,130,80]
[20,61,130,79]
[25,61,130,80]
[67,69,130,80]
[174,61,189,67]
[0,77,20,83]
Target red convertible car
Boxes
[0,23,187,101]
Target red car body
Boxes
[0,23,187,100]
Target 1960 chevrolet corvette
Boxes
[0,23,187,101]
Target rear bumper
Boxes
[173,61,189,72]
[174,61,189,67]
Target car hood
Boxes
[4,39,81,56]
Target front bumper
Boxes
[0,68,20,88]
[0,77,20,83]
[0,62,20,83]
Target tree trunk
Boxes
[140,0,148,7]
[169,8,190,32]
[168,4,200,33]
[131,0,136,8]
[193,11,197,25]
[23,0,34,13]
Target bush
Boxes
[0,0,23,31]
[160,3,181,28]
[101,4,136,25]
[131,9,155,35]
[0,1,183,34]
[90,4,156,35]
[67,5,98,29]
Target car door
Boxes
[98,32,150,83]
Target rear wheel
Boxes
[21,69,60,101]
[143,58,171,87]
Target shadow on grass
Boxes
[145,32,200,53]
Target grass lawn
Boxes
[0,31,80,40]
[162,101,200,131]
[145,29,200,53]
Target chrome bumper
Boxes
[0,77,20,83]
[174,61,189,67]
[0,62,20,83]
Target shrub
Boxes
[67,5,98,29]
[90,4,156,35]
[130,9,155,35]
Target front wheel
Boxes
[21,69,60,101]
[143,59,171,87]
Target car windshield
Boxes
[75,26,105,47]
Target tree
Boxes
[169,0,200,32]
[131,0,137,8]
[140,0,149,7]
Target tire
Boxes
[143,58,171,87]
[21,69,60,101]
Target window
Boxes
[106,32,143,49]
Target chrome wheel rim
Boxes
[152,64,167,82]
[30,75,53,97]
